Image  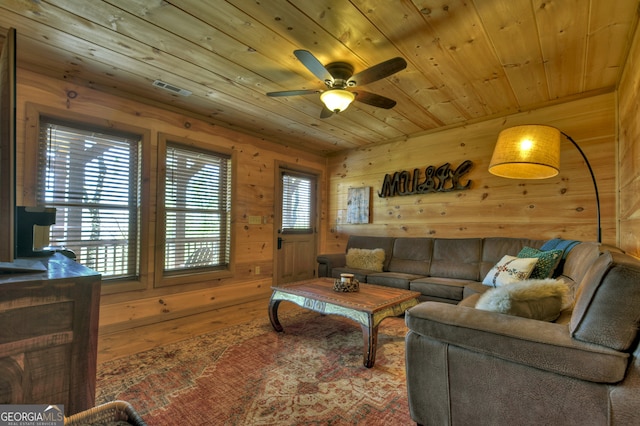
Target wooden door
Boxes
[275,166,318,284]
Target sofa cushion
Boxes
[316,253,346,277]
[458,293,480,307]
[462,282,489,299]
[475,279,568,321]
[330,267,370,283]
[345,248,385,272]
[482,255,538,287]
[429,238,482,281]
[410,277,476,302]
[480,237,545,278]
[366,272,423,290]
[570,252,640,351]
[387,237,433,275]
[517,247,563,279]
[556,242,601,298]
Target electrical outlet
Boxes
[248,215,261,225]
[255,266,261,275]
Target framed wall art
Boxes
[346,186,370,224]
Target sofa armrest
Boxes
[406,302,628,383]
[316,253,346,277]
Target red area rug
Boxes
[96,310,413,425]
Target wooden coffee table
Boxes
[268,278,420,368]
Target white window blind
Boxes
[164,143,231,273]
[38,118,141,279]
[281,172,313,233]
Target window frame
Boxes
[155,133,236,287]
[24,104,150,294]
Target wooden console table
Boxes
[269,278,420,368]
[0,253,101,415]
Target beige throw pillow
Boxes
[482,255,538,287]
[476,279,569,322]
[345,248,385,272]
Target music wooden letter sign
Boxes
[378,160,473,198]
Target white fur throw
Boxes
[475,279,569,322]
[345,248,385,272]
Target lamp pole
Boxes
[561,132,602,243]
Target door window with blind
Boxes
[281,171,314,234]
[160,138,232,282]
[37,117,141,280]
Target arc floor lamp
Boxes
[488,124,601,243]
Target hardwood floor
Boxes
[97,296,301,365]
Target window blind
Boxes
[281,172,313,233]
[164,143,231,273]
[38,118,141,279]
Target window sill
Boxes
[155,268,234,288]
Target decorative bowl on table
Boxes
[333,278,359,292]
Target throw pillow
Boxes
[475,279,569,321]
[517,246,563,279]
[345,248,385,272]
[482,255,538,287]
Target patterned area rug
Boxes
[96,310,413,425]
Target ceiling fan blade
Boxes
[266,89,320,97]
[320,106,334,119]
[354,91,397,109]
[294,50,333,83]
[348,57,407,86]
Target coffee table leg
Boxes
[269,298,284,332]
[361,322,379,368]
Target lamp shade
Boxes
[320,89,355,113]
[489,125,561,179]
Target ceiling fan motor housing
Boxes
[325,62,355,88]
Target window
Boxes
[281,171,313,234]
[162,141,232,275]
[37,118,141,280]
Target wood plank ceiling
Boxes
[1,0,639,156]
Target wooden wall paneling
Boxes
[97,278,273,334]
[15,69,327,332]
[235,238,274,264]
[326,93,617,248]
[618,18,640,256]
[333,222,607,242]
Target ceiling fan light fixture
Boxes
[320,89,355,113]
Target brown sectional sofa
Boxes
[405,250,640,425]
[317,235,599,304]
[318,235,640,425]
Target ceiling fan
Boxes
[267,50,407,118]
